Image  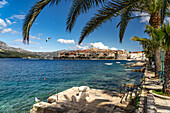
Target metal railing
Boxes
[119,73,144,103]
[48,89,59,103]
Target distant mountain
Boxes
[0,41,31,53]
[0,41,64,58]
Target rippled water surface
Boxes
[0,59,143,113]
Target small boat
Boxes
[29,58,40,60]
[127,59,131,61]
[116,62,121,64]
[105,63,113,65]
[124,69,132,71]
[91,59,97,60]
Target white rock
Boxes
[78,86,90,92]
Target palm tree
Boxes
[147,23,170,94]
[22,0,169,77]
[132,23,170,94]
[161,23,170,94]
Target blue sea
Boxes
[0,59,143,113]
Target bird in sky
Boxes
[46,37,51,42]
[35,97,41,103]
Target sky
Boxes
[0,0,169,52]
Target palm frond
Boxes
[116,14,150,28]
[161,0,168,24]
[22,0,62,44]
[161,23,170,51]
[131,36,150,42]
[66,0,104,32]
[119,5,140,43]
[79,0,140,44]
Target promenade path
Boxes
[143,70,170,113]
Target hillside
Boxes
[0,41,60,58]
[0,41,40,58]
[0,50,39,58]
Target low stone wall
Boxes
[135,66,157,113]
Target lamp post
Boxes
[161,49,164,82]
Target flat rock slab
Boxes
[31,87,130,113]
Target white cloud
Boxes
[0,18,7,27]
[11,30,20,34]
[0,27,12,33]
[69,45,90,50]
[110,47,118,50]
[134,12,150,23]
[0,0,8,8]
[90,42,109,49]
[13,39,23,42]
[10,14,26,20]
[38,33,43,37]
[13,39,40,45]
[40,47,43,49]
[0,26,18,34]
[30,35,41,40]
[69,42,116,50]
[30,35,37,39]
[30,41,40,45]
[57,39,75,44]
[5,19,12,25]
[68,42,120,51]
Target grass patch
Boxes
[135,95,140,109]
[130,96,133,100]
[140,85,143,89]
[153,90,170,97]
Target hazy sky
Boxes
[0,0,169,52]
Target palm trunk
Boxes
[163,51,170,94]
[154,48,161,78]
[149,12,161,78]
[148,57,152,69]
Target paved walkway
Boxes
[143,70,162,90]
[144,69,170,113]
[154,96,170,113]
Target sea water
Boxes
[0,59,143,113]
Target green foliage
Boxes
[140,85,143,89]
[0,51,39,58]
[135,94,140,109]
[131,36,155,59]
[130,96,133,100]
[146,23,170,51]
[153,90,170,96]
[138,90,142,95]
